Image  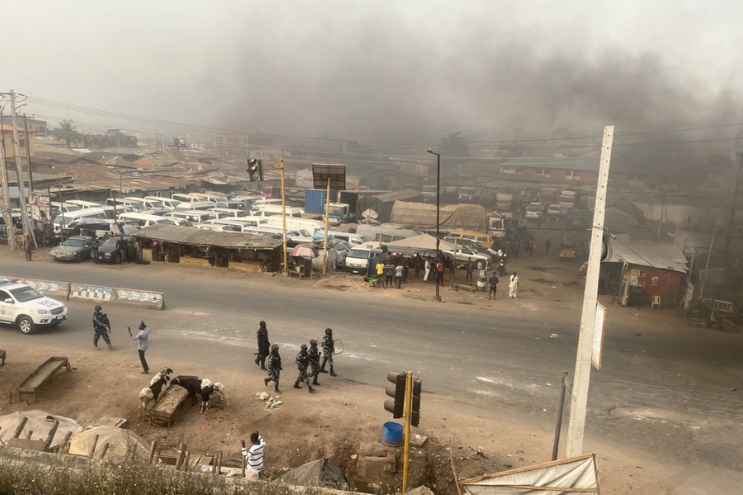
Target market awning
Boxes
[387,234,456,252]
[603,238,687,273]
[135,225,281,250]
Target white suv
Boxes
[0,282,68,334]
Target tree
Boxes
[55,119,81,147]
[439,131,469,157]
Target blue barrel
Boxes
[383,421,403,446]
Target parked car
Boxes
[50,236,96,262]
[0,281,68,334]
[95,236,134,264]
[443,246,490,266]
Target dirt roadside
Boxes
[0,340,705,495]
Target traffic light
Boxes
[384,371,405,418]
[411,378,422,427]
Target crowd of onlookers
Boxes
[364,251,520,299]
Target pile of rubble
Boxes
[256,392,283,410]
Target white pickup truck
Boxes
[0,281,68,334]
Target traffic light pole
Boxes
[402,371,413,494]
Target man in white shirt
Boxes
[242,432,266,480]
[129,321,151,374]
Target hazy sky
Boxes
[4,1,743,144]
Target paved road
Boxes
[2,256,743,467]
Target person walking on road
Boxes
[508,272,520,299]
[264,344,282,392]
[129,321,151,374]
[241,432,266,480]
[383,261,394,288]
[319,327,337,376]
[93,305,113,350]
[293,344,315,392]
[254,321,270,370]
[376,260,385,287]
[395,263,404,289]
[465,258,474,282]
[424,258,431,281]
[24,234,33,262]
[308,339,321,385]
[489,272,499,300]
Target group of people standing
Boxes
[255,321,338,394]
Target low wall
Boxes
[3,276,165,310]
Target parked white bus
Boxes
[53,206,114,234]
[252,205,304,218]
[169,210,216,224]
[210,207,250,219]
[116,212,181,228]
[144,196,181,210]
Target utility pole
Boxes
[724,153,743,265]
[700,231,716,299]
[427,149,442,301]
[323,178,331,276]
[0,108,15,250]
[23,115,34,193]
[278,160,288,276]
[7,90,35,247]
[564,125,614,458]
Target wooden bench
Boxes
[17,356,72,403]
[147,385,191,427]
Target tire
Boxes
[17,315,35,335]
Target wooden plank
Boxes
[12,416,28,439]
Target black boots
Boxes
[330,366,337,377]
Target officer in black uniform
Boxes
[308,339,321,385]
[255,321,270,370]
[319,328,337,376]
[264,344,282,393]
[93,305,112,350]
[293,344,314,393]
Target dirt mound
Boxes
[280,458,350,490]
[69,425,149,462]
[0,410,81,450]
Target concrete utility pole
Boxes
[322,178,331,276]
[278,159,288,276]
[724,153,743,265]
[23,115,34,193]
[0,108,15,249]
[8,90,34,247]
[564,125,614,458]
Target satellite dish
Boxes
[361,209,379,224]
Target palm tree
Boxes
[56,119,80,147]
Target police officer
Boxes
[93,305,112,350]
[308,339,321,385]
[264,344,282,393]
[255,321,270,370]
[293,344,315,393]
[319,328,337,376]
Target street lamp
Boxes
[427,149,441,301]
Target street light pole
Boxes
[427,149,441,302]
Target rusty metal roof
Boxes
[134,224,281,250]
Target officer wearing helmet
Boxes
[293,344,314,393]
[308,339,321,385]
[319,328,337,376]
[264,344,282,393]
[92,305,112,350]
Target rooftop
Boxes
[498,156,599,171]
[134,224,282,250]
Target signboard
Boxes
[312,163,346,190]
[592,303,606,370]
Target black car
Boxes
[95,236,133,264]
[50,236,96,262]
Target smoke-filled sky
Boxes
[4,0,743,147]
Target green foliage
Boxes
[0,458,320,495]
[53,120,81,148]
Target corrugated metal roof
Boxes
[134,225,281,250]
[499,156,598,171]
[604,238,688,273]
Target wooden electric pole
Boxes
[564,125,614,458]
[7,90,35,247]
[0,107,15,250]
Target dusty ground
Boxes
[1,250,743,493]
[0,340,728,495]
